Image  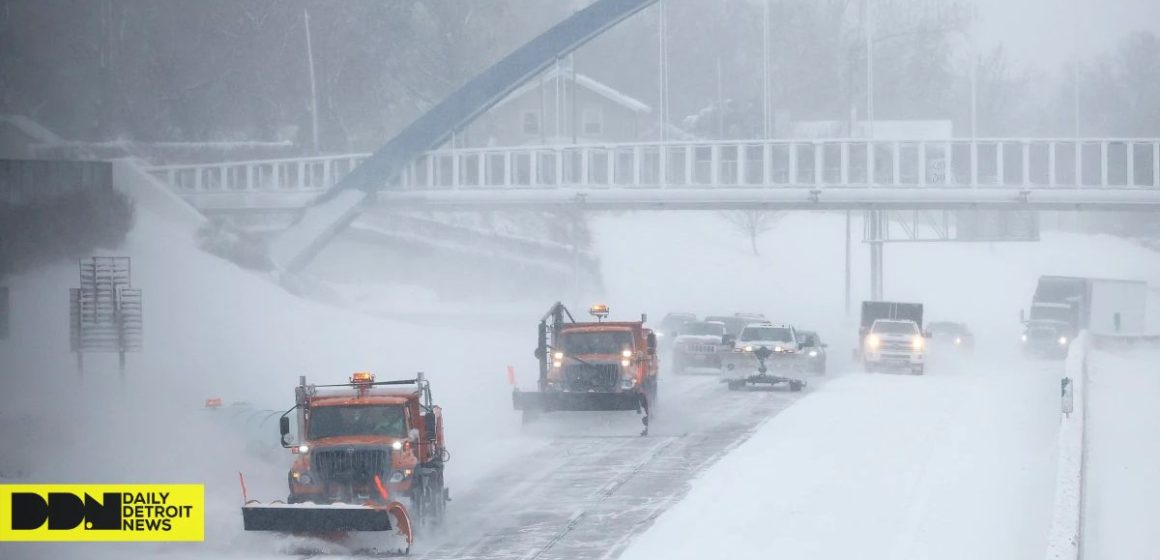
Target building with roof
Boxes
[460,66,652,148]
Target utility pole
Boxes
[969,53,978,139]
[716,57,724,138]
[762,0,771,139]
[864,0,875,138]
[658,0,669,142]
[864,0,881,300]
[304,8,320,154]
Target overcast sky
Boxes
[972,0,1160,67]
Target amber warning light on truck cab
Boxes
[350,371,375,384]
[589,303,610,319]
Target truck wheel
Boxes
[726,380,741,391]
[789,380,804,392]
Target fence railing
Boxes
[144,139,1160,196]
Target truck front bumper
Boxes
[864,351,924,367]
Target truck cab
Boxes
[1021,301,1076,358]
[279,373,448,520]
[514,303,660,435]
[863,319,926,375]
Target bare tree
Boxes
[720,210,781,256]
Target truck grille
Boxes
[311,447,390,482]
[882,341,912,351]
[1028,328,1055,340]
[563,363,620,392]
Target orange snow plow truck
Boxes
[240,372,450,555]
[513,302,660,435]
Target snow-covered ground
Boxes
[619,355,1061,560]
[4,203,1160,559]
[1083,344,1160,559]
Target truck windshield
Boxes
[740,327,793,342]
[873,321,919,334]
[560,330,634,354]
[680,322,725,336]
[308,405,407,439]
[1030,305,1072,322]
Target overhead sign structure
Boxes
[70,257,142,379]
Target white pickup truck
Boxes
[862,318,927,375]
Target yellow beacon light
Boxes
[589,303,610,319]
[350,371,376,384]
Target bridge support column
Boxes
[867,210,884,301]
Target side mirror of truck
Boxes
[534,347,545,360]
[923,331,932,339]
[424,411,437,441]
[647,332,658,354]
[279,416,291,447]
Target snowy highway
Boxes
[412,373,812,560]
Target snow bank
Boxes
[1081,340,1160,559]
[618,360,1062,560]
[1044,332,1088,560]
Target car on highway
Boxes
[705,314,763,340]
[862,319,926,375]
[656,312,697,352]
[797,330,828,374]
[927,321,974,355]
[670,320,732,374]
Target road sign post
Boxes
[70,257,142,381]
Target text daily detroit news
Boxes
[1,484,204,541]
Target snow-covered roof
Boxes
[0,114,64,144]
[492,67,651,114]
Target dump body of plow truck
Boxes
[513,303,660,433]
[240,372,451,555]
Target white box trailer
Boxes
[1086,279,1148,334]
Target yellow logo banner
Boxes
[0,484,204,542]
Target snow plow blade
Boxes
[513,390,642,412]
[242,504,393,533]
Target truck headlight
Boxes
[808,350,818,357]
[554,351,564,360]
[866,335,880,349]
[955,337,962,345]
[1021,334,1027,342]
[298,444,310,454]
[621,349,632,358]
[774,346,784,353]
[911,336,924,351]
[621,378,636,389]
[621,359,631,367]
[391,441,403,451]
[388,470,406,483]
[1058,336,1068,345]
[294,472,313,485]
[744,345,754,352]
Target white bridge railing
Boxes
[144,138,1160,199]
